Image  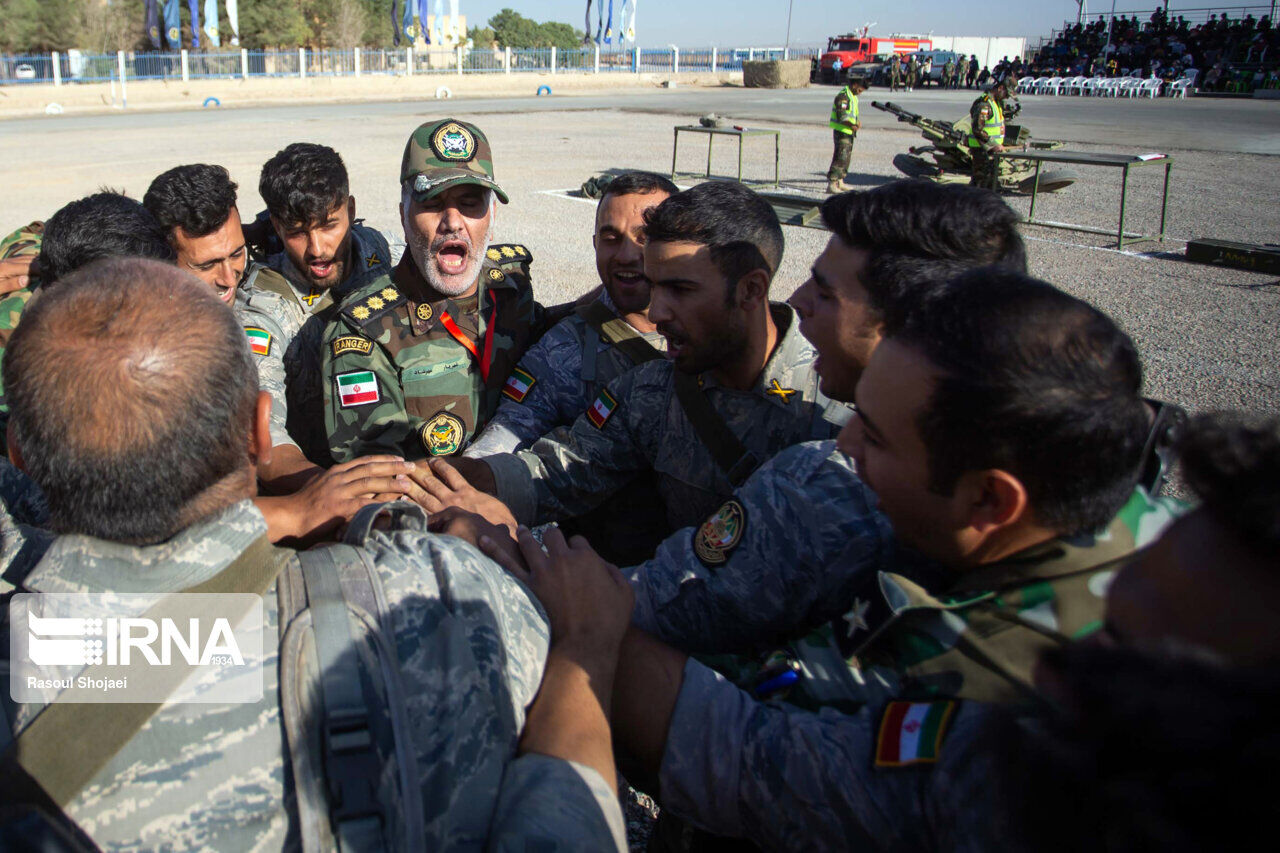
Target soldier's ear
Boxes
[347,195,357,223]
[735,268,771,311]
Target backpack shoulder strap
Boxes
[574,301,663,367]
[0,535,284,818]
[672,372,760,487]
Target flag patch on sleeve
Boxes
[586,388,618,429]
[244,327,272,356]
[874,701,957,767]
[503,366,537,403]
[337,371,380,407]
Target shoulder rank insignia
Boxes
[244,327,272,357]
[421,411,465,456]
[490,243,532,264]
[302,287,323,307]
[344,285,406,327]
[487,268,506,283]
[486,248,502,262]
[503,366,536,403]
[337,371,380,408]
[694,499,746,566]
[874,701,958,768]
[366,253,383,270]
[766,379,797,403]
[416,303,434,322]
[586,388,618,429]
[332,335,373,357]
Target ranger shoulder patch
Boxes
[343,285,406,327]
[503,366,537,403]
[332,335,374,357]
[586,388,618,429]
[874,701,958,768]
[244,327,272,356]
[694,499,746,566]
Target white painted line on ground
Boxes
[535,188,598,205]
[1022,234,1183,260]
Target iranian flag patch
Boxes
[586,388,618,429]
[874,701,956,767]
[337,371,380,407]
[244,327,272,356]
[503,366,536,403]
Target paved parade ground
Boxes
[1,83,1276,422]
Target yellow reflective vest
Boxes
[967,94,1005,148]
[829,87,859,135]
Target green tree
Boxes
[0,0,42,53]
[488,7,539,48]
[536,21,582,50]
[238,0,311,48]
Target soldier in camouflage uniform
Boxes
[323,119,551,463]
[455,181,850,562]
[464,171,676,563]
[0,222,42,434]
[595,269,1175,851]
[0,260,627,850]
[906,54,920,90]
[968,79,1010,189]
[825,78,865,194]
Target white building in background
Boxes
[927,36,1027,70]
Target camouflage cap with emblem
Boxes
[401,119,510,205]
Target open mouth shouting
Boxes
[432,238,472,277]
[215,282,235,305]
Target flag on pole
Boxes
[391,0,400,45]
[402,0,416,42]
[585,0,593,42]
[448,0,459,40]
[605,0,615,44]
[163,0,182,49]
[432,0,444,44]
[188,0,201,48]
[624,0,638,42]
[145,0,161,49]
[227,0,240,45]
[596,0,603,44]
[203,0,220,47]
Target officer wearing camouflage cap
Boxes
[321,119,550,463]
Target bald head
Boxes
[4,257,258,543]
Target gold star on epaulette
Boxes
[380,287,400,301]
[486,248,502,261]
[367,296,385,310]
[513,245,527,257]
[366,253,381,270]
[500,246,516,258]
[488,268,506,282]
[352,306,371,320]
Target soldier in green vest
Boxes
[968,79,1009,189]
[463,171,677,564]
[826,78,866,194]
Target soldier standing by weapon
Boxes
[888,56,902,91]
[968,79,1008,189]
[826,78,865,193]
[906,54,919,91]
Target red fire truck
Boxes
[814,34,934,84]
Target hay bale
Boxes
[742,60,811,89]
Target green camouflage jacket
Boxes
[785,488,1182,711]
[322,249,545,463]
[0,222,44,429]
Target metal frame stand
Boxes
[672,126,781,187]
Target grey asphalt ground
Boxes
[1,84,1276,423]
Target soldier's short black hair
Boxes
[643,180,784,295]
[143,164,239,239]
[1179,412,1280,557]
[4,258,257,544]
[598,171,679,209]
[821,180,1026,333]
[893,267,1148,536]
[259,142,350,227]
[37,192,175,286]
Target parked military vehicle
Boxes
[872,100,1078,193]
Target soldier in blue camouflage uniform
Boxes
[1,259,626,850]
[323,119,553,465]
[594,269,1178,851]
[465,171,676,563]
[453,181,850,563]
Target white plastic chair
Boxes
[1118,77,1141,97]
[1166,78,1192,97]
[1046,76,1065,95]
[1017,75,1035,94]
[1081,76,1103,96]
[1065,75,1085,94]
[1031,76,1050,94]
[1138,77,1161,98]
